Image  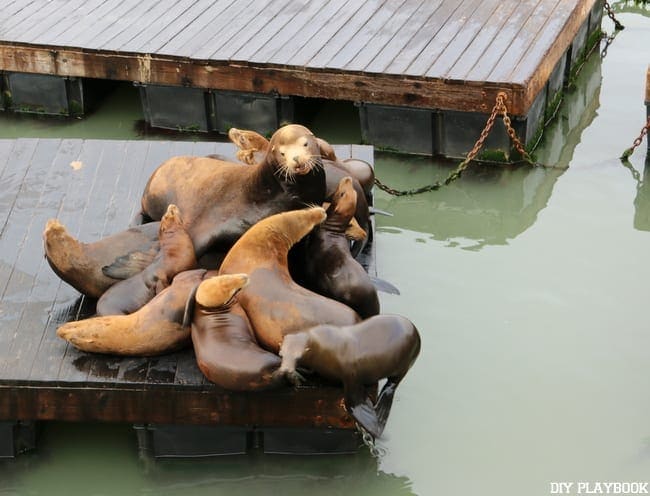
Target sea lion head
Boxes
[328,176,357,222]
[195,273,249,309]
[267,124,323,176]
[159,204,183,234]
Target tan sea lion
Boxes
[43,219,160,298]
[298,176,379,319]
[279,314,421,438]
[136,124,327,257]
[184,273,285,391]
[57,269,207,356]
[218,207,361,353]
[96,204,197,316]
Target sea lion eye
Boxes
[280,152,285,157]
[303,141,308,147]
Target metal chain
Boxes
[621,116,650,160]
[603,0,625,31]
[374,92,535,196]
[355,421,386,458]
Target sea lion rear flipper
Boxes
[369,276,400,295]
[345,384,382,438]
[102,250,158,279]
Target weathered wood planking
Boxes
[0,138,374,428]
[0,0,598,116]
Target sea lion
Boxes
[225,126,370,255]
[96,204,197,316]
[279,314,421,438]
[299,176,379,319]
[184,273,285,391]
[136,124,327,257]
[57,269,207,356]
[43,219,160,298]
[219,207,361,353]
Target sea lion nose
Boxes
[293,156,300,164]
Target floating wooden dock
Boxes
[0,138,375,458]
[0,0,603,156]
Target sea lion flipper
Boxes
[374,380,398,434]
[369,207,393,217]
[182,283,200,328]
[102,250,158,279]
[349,396,382,439]
[345,383,382,438]
[369,276,400,295]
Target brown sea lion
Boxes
[299,176,379,319]
[136,124,326,257]
[57,269,207,356]
[279,314,421,438]
[219,207,360,353]
[184,273,285,391]
[96,204,197,316]
[225,126,370,256]
[43,219,160,298]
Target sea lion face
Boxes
[268,124,323,176]
[159,204,183,234]
[330,176,357,221]
[195,273,249,309]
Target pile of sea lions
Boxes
[43,124,420,439]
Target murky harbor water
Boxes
[1,8,649,496]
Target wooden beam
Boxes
[646,65,650,104]
[0,385,355,428]
[0,44,526,115]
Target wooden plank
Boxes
[381,0,462,75]
[404,0,483,77]
[73,0,146,50]
[1,0,85,43]
[117,0,197,52]
[246,0,334,65]
[487,0,564,83]
[345,0,426,72]
[444,0,521,81]
[646,65,650,103]
[11,0,88,44]
[156,0,239,57]
[266,0,349,66]
[0,139,64,379]
[326,0,412,71]
[98,3,177,52]
[425,0,502,78]
[31,0,107,47]
[49,0,128,48]
[0,0,43,36]
[190,0,274,60]
[307,0,385,69]
[138,0,226,54]
[229,0,316,63]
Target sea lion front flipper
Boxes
[369,276,400,295]
[102,250,158,279]
[182,282,202,329]
[369,207,393,217]
[345,383,382,438]
[374,379,399,434]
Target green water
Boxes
[1,9,650,496]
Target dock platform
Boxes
[0,0,603,156]
[0,138,375,458]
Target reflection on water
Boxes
[631,156,650,231]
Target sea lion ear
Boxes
[316,138,337,161]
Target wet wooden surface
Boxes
[0,0,598,115]
[0,138,374,427]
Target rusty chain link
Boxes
[603,1,625,31]
[374,92,536,196]
[621,116,650,160]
